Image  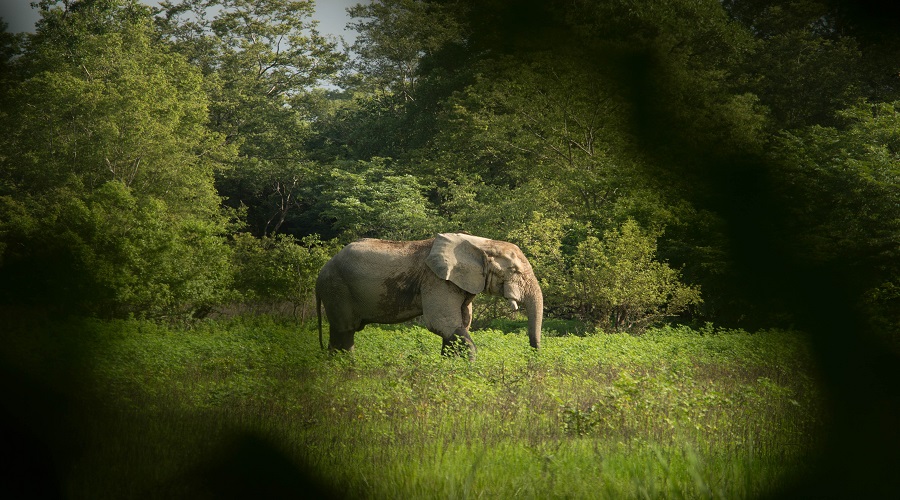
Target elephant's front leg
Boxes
[423,285,477,361]
[441,334,475,359]
[441,298,475,359]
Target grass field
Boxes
[2,314,824,498]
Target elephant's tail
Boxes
[316,293,324,350]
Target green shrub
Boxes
[0,181,233,318]
[230,233,338,319]
[572,219,702,332]
[508,210,579,317]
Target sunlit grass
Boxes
[3,315,824,498]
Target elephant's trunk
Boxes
[524,278,543,349]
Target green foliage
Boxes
[3,315,822,497]
[428,51,643,206]
[158,0,344,237]
[572,220,702,331]
[0,0,233,318]
[772,101,900,342]
[83,182,233,317]
[318,158,439,240]
[4,1,224,209]
[1,0,898,333]
[725,0,879,129]
[0,180,233,317]
[774,102,900,262]
[345,0,462,102]
[230,232,338,319]
[507,209,579,315]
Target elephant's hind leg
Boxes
[329,329,356,351]
[323,299,361,352]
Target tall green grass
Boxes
[3,314,823,498]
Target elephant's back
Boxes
[351,238,434,256]
[341,238,433,264]
[323,238,433,281]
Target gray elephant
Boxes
[315,233,543,359]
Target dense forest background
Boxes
[0,0,897,339]
[2,1,900,495]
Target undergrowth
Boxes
[2,314,824,498]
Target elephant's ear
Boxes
[426,233,487,294]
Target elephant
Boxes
[315,233,543,360]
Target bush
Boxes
[0,181,234,318]
[230,233,338,320]
[572,219,702,332]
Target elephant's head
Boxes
[426,233,543,349]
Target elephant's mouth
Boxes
[502,281,524,307]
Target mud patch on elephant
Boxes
[380,269,423,321]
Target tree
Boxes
[307,0,468,161]
[316,157,438,241]
[773,101,900,343]
[318,0,763,326]
[0,0,234,317]
[0,19,22,90]
[724,0,900,128]
[422,51,654,220]
[158,0,344,236]
[345,0,463,105]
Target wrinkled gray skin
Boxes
[316,233,543,360]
